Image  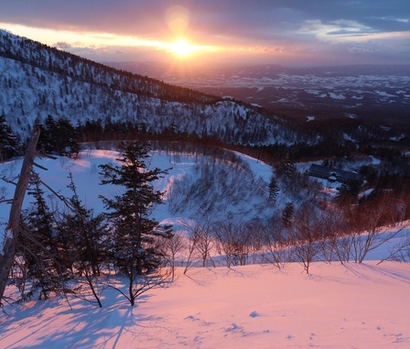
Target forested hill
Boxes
[0,29,299,146]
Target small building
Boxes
[308,164,362,184]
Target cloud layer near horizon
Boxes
[1,0,409,66]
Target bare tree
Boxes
[292,205,321,274]
[106,267,172,306]
[246,219,264,265]
[194,216,216,268]
[351,195,394,263]
[261,218,288,269]
[0,127,40,305]
[183,220,202,274]
[377,223,410,264]
[214,220,250,268]
[164,232,186,279]
[182,216,215,274]
[318,210,346,263]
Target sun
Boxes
[169,39,195,57]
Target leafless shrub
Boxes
[291,205,322,274]
[214,220,250,267]
[182,216,216,274]
[261,218,288,269]
[163,232,186,279]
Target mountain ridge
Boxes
[0,29,298,148]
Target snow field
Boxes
[1,262,409,348]
[1,148,409,348]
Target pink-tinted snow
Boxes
[1,262,409,348]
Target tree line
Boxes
[1,121,409,309]
[4,141,172,308]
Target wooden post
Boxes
[0,127,40,304]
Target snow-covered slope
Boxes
[1,148,409,349]
[1,148,407,260]
[0,29,292,146]
[0,148,279,250]
[1,262,409,348]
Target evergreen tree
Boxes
[56,117,80,156]
[336,181,361,207]
[19,172,68,299]
[38,115,57,154]
[99,141,172,306]
[268,174,279,203]
[58,173,108,307]
[38,115,80,156]
[282,202,294,229]
[0,114,18,161]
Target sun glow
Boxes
[169,39,196,57]
[0,22,220,63]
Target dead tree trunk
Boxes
[0,127,40,304]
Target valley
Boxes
[0,27,409,349]
[109,62,410,132]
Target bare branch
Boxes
[0,127,40,304]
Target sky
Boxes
[0,0,410,67]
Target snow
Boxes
[1,149,409,348]
[0,48,287,146]
[0,148,274,252]
[390,135,405,142]
[376,91,397,98]
[343,132,355,141]
[328,92,346,100]
[1,262,409,348]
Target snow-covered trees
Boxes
[1,139,408,306]
[38,116,80,157]
[99,141,172,306]
[282,202,294,229]
[19,172,68,299]
[268,174,279,203]
[0,114,18,161]
[57,173,108,307]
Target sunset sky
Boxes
[1,0,409,67]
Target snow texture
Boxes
[1,262,409,348]
[0,149,409,348]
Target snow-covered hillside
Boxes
[1,148,407,262]
[0,29,293,146]
[1,262,409,348]
[0,148,272,226]
[0,148,279,253]
[1,147,409,348]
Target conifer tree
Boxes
[38,115,80,156]
[0,114,18,161]
[268,174,279,203]
[99,141,172,306]
[19,172,68,299]
[282,202,294,229]
[58,173,108,307]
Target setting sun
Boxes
[169,39,195,57]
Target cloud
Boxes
[300,19,378,41]
[54,41,72,49]
[0,0,409,65]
